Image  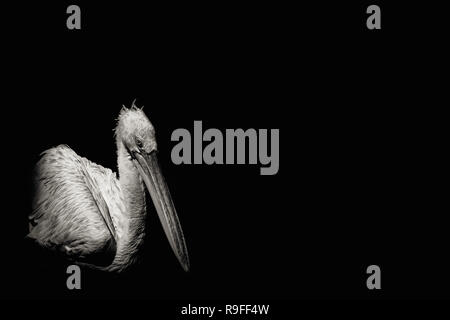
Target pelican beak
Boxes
[133,151,190,272]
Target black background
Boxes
[1,0,448,307]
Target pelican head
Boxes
[116,105,190,271]
[116,106,157,155]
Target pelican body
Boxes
[28,105,189,272]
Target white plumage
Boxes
[28,105,189,272]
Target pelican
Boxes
[28,104,189,272]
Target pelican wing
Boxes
[79,164,117,242]
[28,145,118,266]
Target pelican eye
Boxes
[136,139,143,149]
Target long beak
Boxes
[134,151,190,271]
